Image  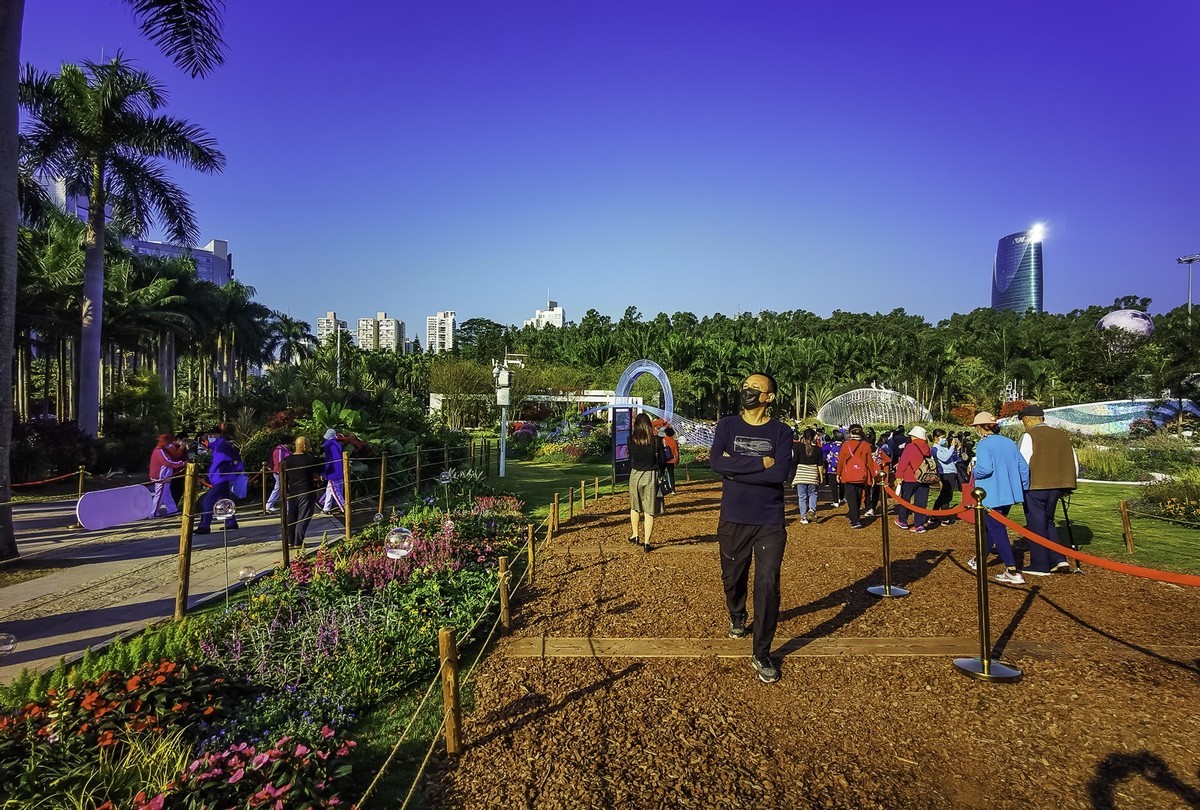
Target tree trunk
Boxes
[78,159,107,437]
[0,0,28,560]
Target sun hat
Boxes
[323,428,337,440]
[907,425,928,441]
[971,411,998,426]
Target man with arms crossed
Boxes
[711,372,795,684]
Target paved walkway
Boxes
[0,499,352,681]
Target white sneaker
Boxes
[863,509,876,518]
[994,570,1025,585]
[967,556,977,571]
[800,518,809,525]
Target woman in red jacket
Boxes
[893,425,933,533]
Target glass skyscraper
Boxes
[991,229,1043,313]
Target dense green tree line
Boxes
[451,298,1200,423]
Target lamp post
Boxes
[1176,254,1200,327]
[493,361,513,477]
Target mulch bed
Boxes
[422,481,1200,809]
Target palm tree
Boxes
[0,1,226,561]
[271,313,317,366]
[20,54,226,436]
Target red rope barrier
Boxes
[884,484,970,519]
[11,470,82,487]
[887,484,1200,587]
[989,510,1200,588]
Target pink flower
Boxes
[228,768,245,785]
[275,735,292,746]
[252,752,270,769]
[320,725,335,738]
[336,744,350,756]
[294,744,310,757]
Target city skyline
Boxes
[20,3,1200,333]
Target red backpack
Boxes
[841,441,876,484]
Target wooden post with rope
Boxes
[568,487,574,520]
[279,470,290,567]
[580,479,587,510]
[377,454,388,516]
[439,628,462,755]
[174,462,198,621]
[342,451,351,542]
[1119,499,1135,553]
[498,556,511,633]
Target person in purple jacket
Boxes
[319,428,346,514]
[196,425,241,534]
[710,372,794,684]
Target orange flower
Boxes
[126,675,142,691]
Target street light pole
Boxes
[1176,254,1200,327]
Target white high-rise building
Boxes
[357,312,405,353]
[316,311,347,344]
[129,238,234,286]
[524,300,566,329]
[425,310,456,353]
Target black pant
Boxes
[663,464,676,493]
[1024,489,1067,572]
[827,477,844,503]
[844,482,866,525]
[897,482,930,528]
[932,473,960,512]
[287,493,315,547]
[718,520,787,660]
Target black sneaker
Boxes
[628,536,639,545]
[751,655,780,683]
[727,615,749,639]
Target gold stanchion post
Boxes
[953,487,1022,683]
[499,556,511,632]
[439,628,462,755]
[867,473,909,599]
[174,462,197,621]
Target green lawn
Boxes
[1002,483,1200,575]
[494,458,718,525]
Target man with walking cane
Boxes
[1017,405,1079,576]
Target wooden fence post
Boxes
[580,479,587,510]
[528,524,536,586]
[439,628,462,755]
[553,493,560,532]
[280,469,290,566]
[342,451,351,541]
[444,442,450,472]
[174,463,198,621]
[415,445,422,492]
[499,556,511,633]
[594,476,599,503]
[261,463,269,514]
[1119,499,1135,553]
[377,454,388,515]
[568,487,574,520]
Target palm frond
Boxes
[129,0,227,79]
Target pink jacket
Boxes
[149,446,186,480]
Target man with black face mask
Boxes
[710,372,794,684]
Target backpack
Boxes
[916,453,941,485]
[842,442,875,484]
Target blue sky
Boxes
[21,1,1200,335]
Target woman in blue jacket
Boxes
[969,412,1029,584]
[929,429,962,523]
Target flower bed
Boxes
[0,491,527,807]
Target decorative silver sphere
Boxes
[385,527,415,559]
[213,498,236,521]
[373,512,385,523]
[437,470,453,486]
[0,632,16,657]
[237,565,257,584]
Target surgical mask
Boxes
[937,439,947,447]
[740,388,766,410]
